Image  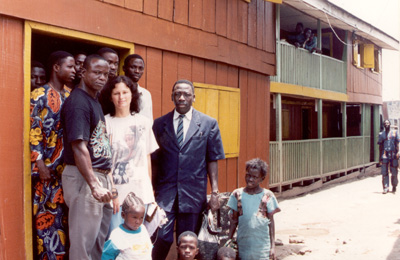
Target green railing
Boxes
[269,142,280,185]
[321,55,346,93]
[269,139,320,185]
[347,137,364,168]
[270,136,371,186]
[282,140,321,183]
[271,41,346,94]
[322,138,346,173]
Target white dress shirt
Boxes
[138,85,153,122]
[173,107,193,143]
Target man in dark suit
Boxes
[152,79,225,259]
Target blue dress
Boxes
[227,188,280,260]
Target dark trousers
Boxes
[152,198,202,260]
[381,158,399,189]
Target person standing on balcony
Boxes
[377,120,400,194]
[287,22,305,48]
[303,28,321,53]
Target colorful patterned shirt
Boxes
[30,84,70,177]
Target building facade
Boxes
[0,0,397,258]
[269,0,398,194]
[0,0,279,258]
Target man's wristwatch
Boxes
[211,191,219,196]
[111,188,118,199]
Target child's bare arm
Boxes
[228,210,239,239]
[268,214,276,260]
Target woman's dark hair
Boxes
[99,75,141,116]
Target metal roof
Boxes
[281,0,399,50]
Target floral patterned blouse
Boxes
[30,84,71,177]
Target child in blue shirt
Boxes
[102,192,152,260]
[227,158,281,260]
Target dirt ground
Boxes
[275,169,400,260]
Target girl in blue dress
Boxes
[227,158,281,260]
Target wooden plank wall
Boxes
[346,32,383,103]
[0,16,25,259]
[101,0,276,54]
[134,44,270,192]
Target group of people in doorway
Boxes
[30,47,281,260]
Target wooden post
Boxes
[276,93,283,193]
[374,104,381,162]
[342,102,347,173]
[317,19,321,50]
[275,4,281,82]
[318,99,323,176]
[361,104,366,166]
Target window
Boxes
[372,49,382,73]
[322,32,333,57]
[352,41,361,67]
[193,83,240,158]
[353,40,376,70]
[360,43,374,68]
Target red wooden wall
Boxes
[0,0,276,76]
[346,32,383,105]
[0,16,26,260]
[99,0,276,53]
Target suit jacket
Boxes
[152,108,225,213]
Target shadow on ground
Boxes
[386,219,400,260]
[275,243,307,259]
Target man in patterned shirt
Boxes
[30,50,75,260]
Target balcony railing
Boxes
[269,136,371,187]
[271,41,346,94]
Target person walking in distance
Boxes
[377,120,400,194]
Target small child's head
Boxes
[176,231,199,260]
[121,192,145,231]
[245,158,268,189]
[217,246,236,260]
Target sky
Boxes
[329,0,399,101]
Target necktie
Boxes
[177,114,185,148]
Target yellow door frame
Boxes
[23,21,135,259]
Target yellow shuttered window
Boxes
[360,43,375,68]
[193,83,240,158]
